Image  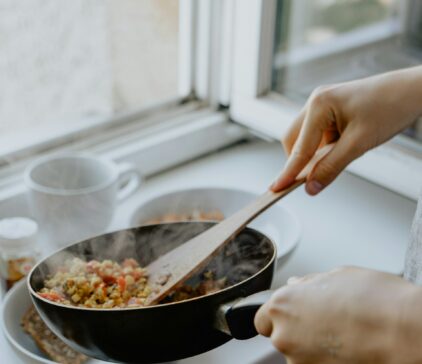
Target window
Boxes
[0,0,182,154]
[272,0,422,145]
[2,0,422,200]
[0,0,249,196]
[272,0,401,102]
[230,0,422,199]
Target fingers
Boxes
[256,273,318,337]
[271,107,325,192]
[287,273,318,285]
[255,302,274,337]
[287,276,302,285]
[281,109,305,155]
[321,129,339,147]
[270,112,304,192]
[272,86,364,195]
[306,131,363,195]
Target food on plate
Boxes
[144,210,224,224]
[21,306,87,364]
[38,257,228,308]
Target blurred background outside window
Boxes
[272,0,422,143]
[0,0,179,137]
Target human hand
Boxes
[272,66,422,195]
[255,267,421,364]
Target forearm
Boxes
[373,66,422,127]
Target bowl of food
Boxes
[129,187,301,264]
[28,222,276,363]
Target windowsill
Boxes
[0,107,248,208]
[0,97,199,167]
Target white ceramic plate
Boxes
[1,280,105,364]
[129,187,301,264]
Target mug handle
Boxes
[117,162,142,202]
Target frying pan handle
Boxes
[225,290,274,340]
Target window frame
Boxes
[0,0,252,205]
[0,0,243,167]
[0,0,198,162]
[192,0,235,106]
[229,0,422,200]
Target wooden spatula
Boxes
[145,144,334,305]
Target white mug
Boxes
[24,154,142,248]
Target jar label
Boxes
[0,257,36,290]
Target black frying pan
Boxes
[28,222,276,363]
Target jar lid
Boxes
[0,217,38,249]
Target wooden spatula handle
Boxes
[145,144,334,305]
[144,184,305,305]
[201,143,336,244]
[213,179,304,240]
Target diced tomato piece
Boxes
[131,269,144,280]
[102,275,117,285]
[122,258,138,269]
[39,292,63,302]
[86,260,99,273]
[99,282,107,297]
[131,271,140,280]
[117,276,126,292]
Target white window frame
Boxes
[0,0,242,169]
[192,0,235,106]
[229,0,422,200]
[0,105,248,211]
[0,0,200,162]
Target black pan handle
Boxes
[224,290,274,340]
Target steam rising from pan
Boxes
[28,222,276,363]
[30,222,274,297]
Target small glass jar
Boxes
[0,217,40,291]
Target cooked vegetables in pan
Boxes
[38,257,227,308]
[38,258,150,308]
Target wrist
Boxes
[380,66,422,124]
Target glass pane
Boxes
[272,0,422,143]
[274,0,396,53]
[0,0,179,139]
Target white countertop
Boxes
[1,140,417,363]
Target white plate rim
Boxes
[1,280,106,364]
[1,279,56,364]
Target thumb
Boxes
[306,135,362,195]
